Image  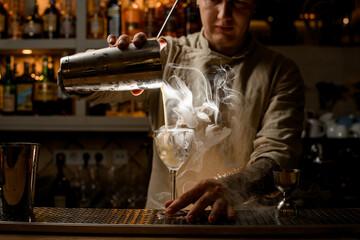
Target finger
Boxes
[186,192,216,223]
[116,34,131,49]
[227,204,235,222]
[130,89,144,96]
[166,184,206,215]
[166,192,196,215]
[164,199,174,208]
[133,32,147,48]
[208,199,227,224]
[107,34,118,46]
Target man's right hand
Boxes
[107,32,147,49]
[106,32,148,96]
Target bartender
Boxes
[67,0,304,223]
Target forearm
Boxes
[218,158,280,206]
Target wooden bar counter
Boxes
[1,207,360,239]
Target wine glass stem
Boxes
[283,191,288,202]
[170,169,177,200]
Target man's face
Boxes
[197,0,255,55]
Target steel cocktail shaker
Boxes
[0,142,40,222]
[58,39,166,95]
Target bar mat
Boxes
[1,207,360,225]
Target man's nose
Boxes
[217,0,232,19]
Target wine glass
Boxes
[273,169,301,218]
[154,127,194,217]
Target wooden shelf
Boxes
[0,39,77,50]
[0,116,150,132]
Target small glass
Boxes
[273,169,301,218]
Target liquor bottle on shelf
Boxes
[0,0,7,39]
[88,0,105,39]
[123,0,143,38]
[34,55,56,115]
[30,62,38,80]
[12,62,19,80]
[0,72,4,114]
[23,0,43,39]
[48,56,58,104]
[43,0,60,39]
[155,0,166,34]
[56,51,73,115]
[106,0,121,36]
[60,0,75,38]
[162,0,178,37]
[144,0,157,37]
[176,0,185,37]
[184,0,201,35]
[52,153,71,207]
[57,86,73,115]
[79,153,91,207]
[3,56,16,115]
[7,0,23,39]
[48,56,55,82]
[16,61,34,115]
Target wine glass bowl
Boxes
[273,169,301,218]
[155,128,193,171]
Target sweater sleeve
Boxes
[250,55,305,170]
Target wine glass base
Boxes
[156,210,187,220]
[276,200,298,218]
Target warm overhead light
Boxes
[22,49,32,55]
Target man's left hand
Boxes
[164,178,235,223]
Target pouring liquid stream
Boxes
[161,86,168,133]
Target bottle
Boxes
[0,72,3,114]
[57,85,73,115]
[43,0,60,39]
[52,153,71,207]
[7,0,23,39]
[350,0,360,44]
[23,0,43,39]
[106,0,121,36]
[56,51,73,115]
[176,0,185,37]
[123,0,142,38]
[3,56,16,115]
[30,63,38,80]
[0,0,8,39]
[16,62,34,115]
[155,0,166,34]
[162,0,178,37]
[144,0,157,37]
[48,56,58,105]
[184,0,201,35]
[13,62,19,80]
[48,56,55,82]
[88,0,105,39]
[78,153,91,207]
[34,56,56,115]
[60,0,75,38]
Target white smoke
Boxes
[163,64,242,131]
[160,64,247,186]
